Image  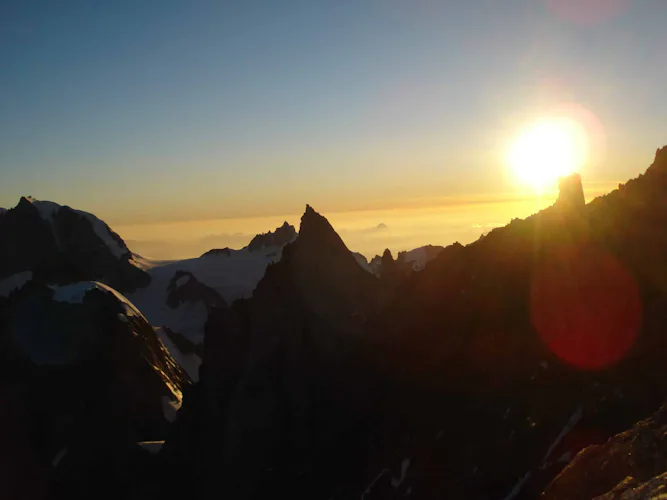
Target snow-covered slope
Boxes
[155,327,201,381]
[398,245,445,271]
[128,224,296,344]
[0,271,33,298]
[365,245,445,276]
[27,197,129,259]
[0,197,149,292]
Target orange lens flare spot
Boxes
[530,244,641,370]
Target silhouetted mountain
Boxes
[0,280,186,499]
[0,197,149,292]
[163,205,384,499]
[555,172,586,211]
[247,221,297,252]
[5,148,667,499]
[161,146,667,500]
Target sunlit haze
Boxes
[2,1,666,258]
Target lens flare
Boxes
[546,0,629,26]
[530,244,641,370]
[508,117,589,193]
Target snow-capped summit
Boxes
[0,197,149,292]
[23,196,129,259]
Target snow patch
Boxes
[391,458,411,489]
[51,282,98,304]
[129,246,284,343]
[74,209,127,259]
[52,447,67,468]
[138,441,164,455]
[0,271,33,297]
[542,406,583,463]
[175,274,190,287]
[361,469,390,500]
[403,247,429,270]
[155,327,201,381]
[162,396,182,423]
[50,282,146,320]
[31,199,60,221]
[26,198,127,259]
[502,472,531,500]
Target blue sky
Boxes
[1,0,666,226]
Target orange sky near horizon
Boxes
[116,180,618,260]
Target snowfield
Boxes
[128,246,286,344]
[0,271,33,298]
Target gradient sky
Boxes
[2,1,667,257]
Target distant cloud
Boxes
[361,222,389,233]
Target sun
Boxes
[507,118,588,193]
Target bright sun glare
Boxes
[508,118,588,193]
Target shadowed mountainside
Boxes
[161,147,667,500]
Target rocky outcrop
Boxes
[542,403,667,499]
[594,472,667,499]
[555,172,586,211]
[368,245,445,278]
[0,197,149,292]
[200,247,232,258]
[247,221,297,252]
[166,270,226,311]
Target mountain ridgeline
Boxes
[2,148,667,498]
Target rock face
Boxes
[367,245,445,277]
[163,147,667,500]
[0,197,149,292]
[0,280,186,498]
[163,205,383,499]
[166,270,226,311]
[542,403,667,499]
[199,247,232,258]
[247,221,297,252]
[555,172,586,211]
[7,147,667,499]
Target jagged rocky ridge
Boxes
[542,401,667,499]
[159,148,667,500]
[4,148,667,499]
